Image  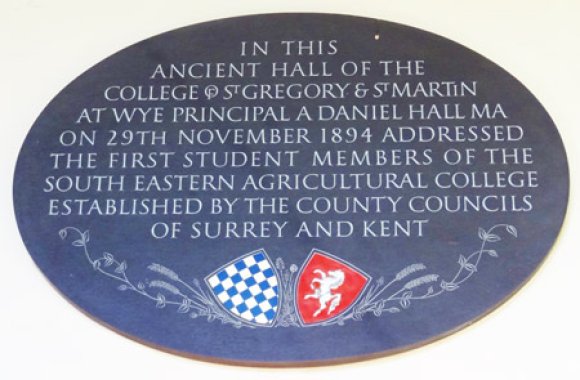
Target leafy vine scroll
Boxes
[59,224,517,328]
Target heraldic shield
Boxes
[296,250,370,325]
[205,250,279,327]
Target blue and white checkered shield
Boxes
[205,250,279,326]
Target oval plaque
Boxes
[14,14,568,365]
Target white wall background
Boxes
[1,1,579,378]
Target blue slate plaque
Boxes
[13,14,568,365]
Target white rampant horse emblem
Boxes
[304,269,345,317]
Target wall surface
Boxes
[1,1,579,378]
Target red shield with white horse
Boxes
[296,250,370,325]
